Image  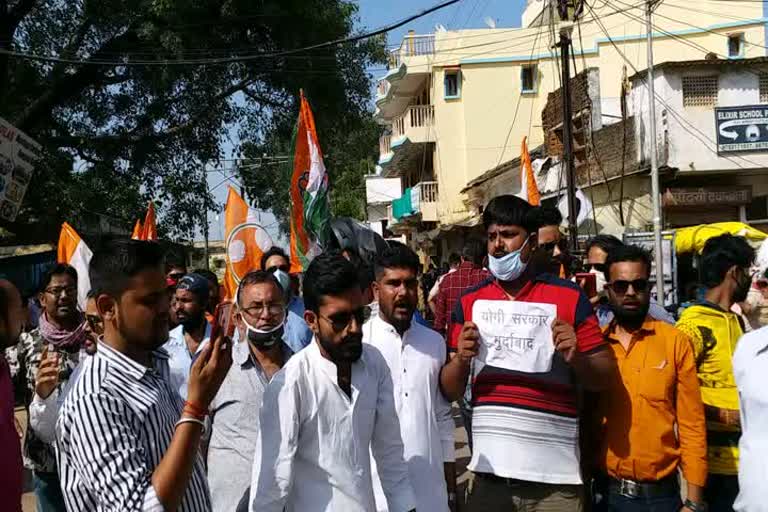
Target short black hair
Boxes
[530,206,563,229]
[483,195,537,233]
[585,234,624,255]
[700,234,755,288]
[605,244,653,281]
[236,270,284,307]
[374,244,420,280]
[303,252,360,313]
[165,251,187,274]
[90,239,165,298]
[42,264,78,290]
[260,246,290,271]
[448,253,462,266]
[193,269,219,287]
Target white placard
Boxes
[0,117,41,221]
[472,300,557,374]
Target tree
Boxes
[0,0,384,242]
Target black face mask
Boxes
[733,271,752,304]
[245,323,284,350]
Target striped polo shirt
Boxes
[55,342,210,511]
[449,273,606,484]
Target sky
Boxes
[202,0,528,243]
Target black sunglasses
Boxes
[319,307,366,333]
[585,263,607,273]
[539,240,564,253]
[607,279,649,294]
[266,264,290,273]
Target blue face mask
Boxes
[488,238,530,282]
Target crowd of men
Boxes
[1,193,768,512]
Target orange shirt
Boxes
[599,318,708,487]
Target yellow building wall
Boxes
[401,0,768,225]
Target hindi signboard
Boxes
[663,187,752,208]
[715,105,768,154]
[472,300,556,374]
[0,117,41,221]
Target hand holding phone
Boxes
[576,272,597,298]
[210,301,236,348]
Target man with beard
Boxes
[676,234,756,511]
[16,264,87,510]
[56,238,231,511]
[595,245,707,512]
[207,270,292,512]
[0,280,25,512]
[249,252,416,512]
[440,194,615,510]
[365,244,456,512]
[165,273,212,399]
[29,291,102,447]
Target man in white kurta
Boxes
[366,242,456,512]
[249,252,416,512]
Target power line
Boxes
[0,0,462,66]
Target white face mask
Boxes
[589,267,607,294]
[488,238,530,282]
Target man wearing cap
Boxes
[164,273,212,399]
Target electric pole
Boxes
[557,1,579,254]
[645,0,665,306]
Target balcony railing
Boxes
[392,105,434,139]
[388,34,435,69]
[392,181,439,222]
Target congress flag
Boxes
[519,136,541,206]
[223,186,274,299]
[140,202,157,241]
[289,91,330,273]
[57,222,92,310]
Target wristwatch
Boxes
[684,499,707,512]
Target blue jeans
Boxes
[33,471,66,512]
[601,489,681,512]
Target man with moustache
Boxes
[0,279,25,512]
[249,252,416,512]
[56,238,231,511]
[29,291,102,446]
[365,244,456,512]
[595,245,707,512]
[676,234,756,511]
[16,264,87,510]
[207,270,292,512]
[440,194,615,510]
[165,273,212,399]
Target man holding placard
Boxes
[439,194,615,510]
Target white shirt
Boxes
[249,340,416,512]
[428,268,457,302]
[364,315,454,512]
[163,323,211,400]
[733,326,768,512]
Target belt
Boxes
[474,472,525,487]
[608,475,679,499]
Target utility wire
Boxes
[0,0,462,66]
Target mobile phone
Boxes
[576,272,597,298]
[210,301,235,343]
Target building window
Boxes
[682,76,718,108]
[444,70,461,99]
[760,74,768,103]
[521,65,537,93]
[728,33,744,58]
[746,194,768,221]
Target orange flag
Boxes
[222,187,274,299]
[131,220,143,240]
[519,136,541,206]
[57,222,92,309]
[140,202,157,241]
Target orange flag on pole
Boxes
[519,136,541,206]
[57,222,92,309]
[222,187,274,299]
[140,202,157,241]
[131,220,143,240]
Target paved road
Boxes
[18,406,474,512]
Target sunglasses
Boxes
[319,307,366,333]
[539,240,564,253]
[607,279,650,294]
[266,264,290,273]
[167,272,185,281]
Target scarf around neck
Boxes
[38,311,87,351]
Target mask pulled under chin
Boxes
[488,239,529,282]
[243,317,285,348]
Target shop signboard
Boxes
[0,117,42,222]
[716,105,768,154]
